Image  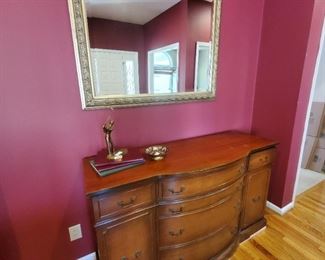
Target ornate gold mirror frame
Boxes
[68,0,222,109]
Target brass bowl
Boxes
[145,145,168,161]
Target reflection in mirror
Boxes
[148,43,179,94]
[195,42,211,92]
[91,49,140,96]
[68,0,221,108]
[86,0,213,96]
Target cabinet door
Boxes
[242,167,271,228]
[96,210,156,260]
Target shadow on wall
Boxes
[0,187,21,260]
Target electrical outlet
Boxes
[69,224,82,241]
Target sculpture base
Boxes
[106,149,128,161]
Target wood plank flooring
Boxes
[231,180,325,260]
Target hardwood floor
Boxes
[231,180,325,260]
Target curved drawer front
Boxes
[159,219,238,260]
[92,182,156,224]
[159,190,241,247]
[160,160,245,200]
[248,148,275,170]
[159,177,243,217]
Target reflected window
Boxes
[148,43,179,94]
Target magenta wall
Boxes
[283,0,325,205]
[251,0,315,206]
[0,0,263,259]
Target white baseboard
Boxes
[266,201,294,215]
[78,252,97,260]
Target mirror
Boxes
[68,0,221,109]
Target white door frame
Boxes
[194,41,211,92]
[292,17,325,202]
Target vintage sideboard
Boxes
[83,132,277,260]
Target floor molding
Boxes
[266,201,294,215]
[249,226,266,238]
[78,252,96,260]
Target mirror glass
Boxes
[68,0,220,108]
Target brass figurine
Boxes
[103,120,115,155]
[103,120,125,160]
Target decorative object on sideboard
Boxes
[90,149,145,177]
[145,145,168,161]
[87,120,146,177]
[103,119,126,160]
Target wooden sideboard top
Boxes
[83,131,277,196]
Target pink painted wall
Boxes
[283,0,325,206]
[251,0,315,206]
[0,0,264,259]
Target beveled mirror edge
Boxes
[68,0,222,110]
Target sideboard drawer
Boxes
[159,177,243,217]
[159,219,237,260]
[248,148,275,170]
[160,160,245,200]
[159,190,241,247]
[92,182,156,223]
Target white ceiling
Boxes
[85,0,182,25]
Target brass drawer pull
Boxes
[252,196,261,203]
[168,187,185,195]
[169,229,184,237]
[169,207,183,215]
[117,196,137,208]
[121,257,128,260]
[259,156,269,163]
[134,251,142,258]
